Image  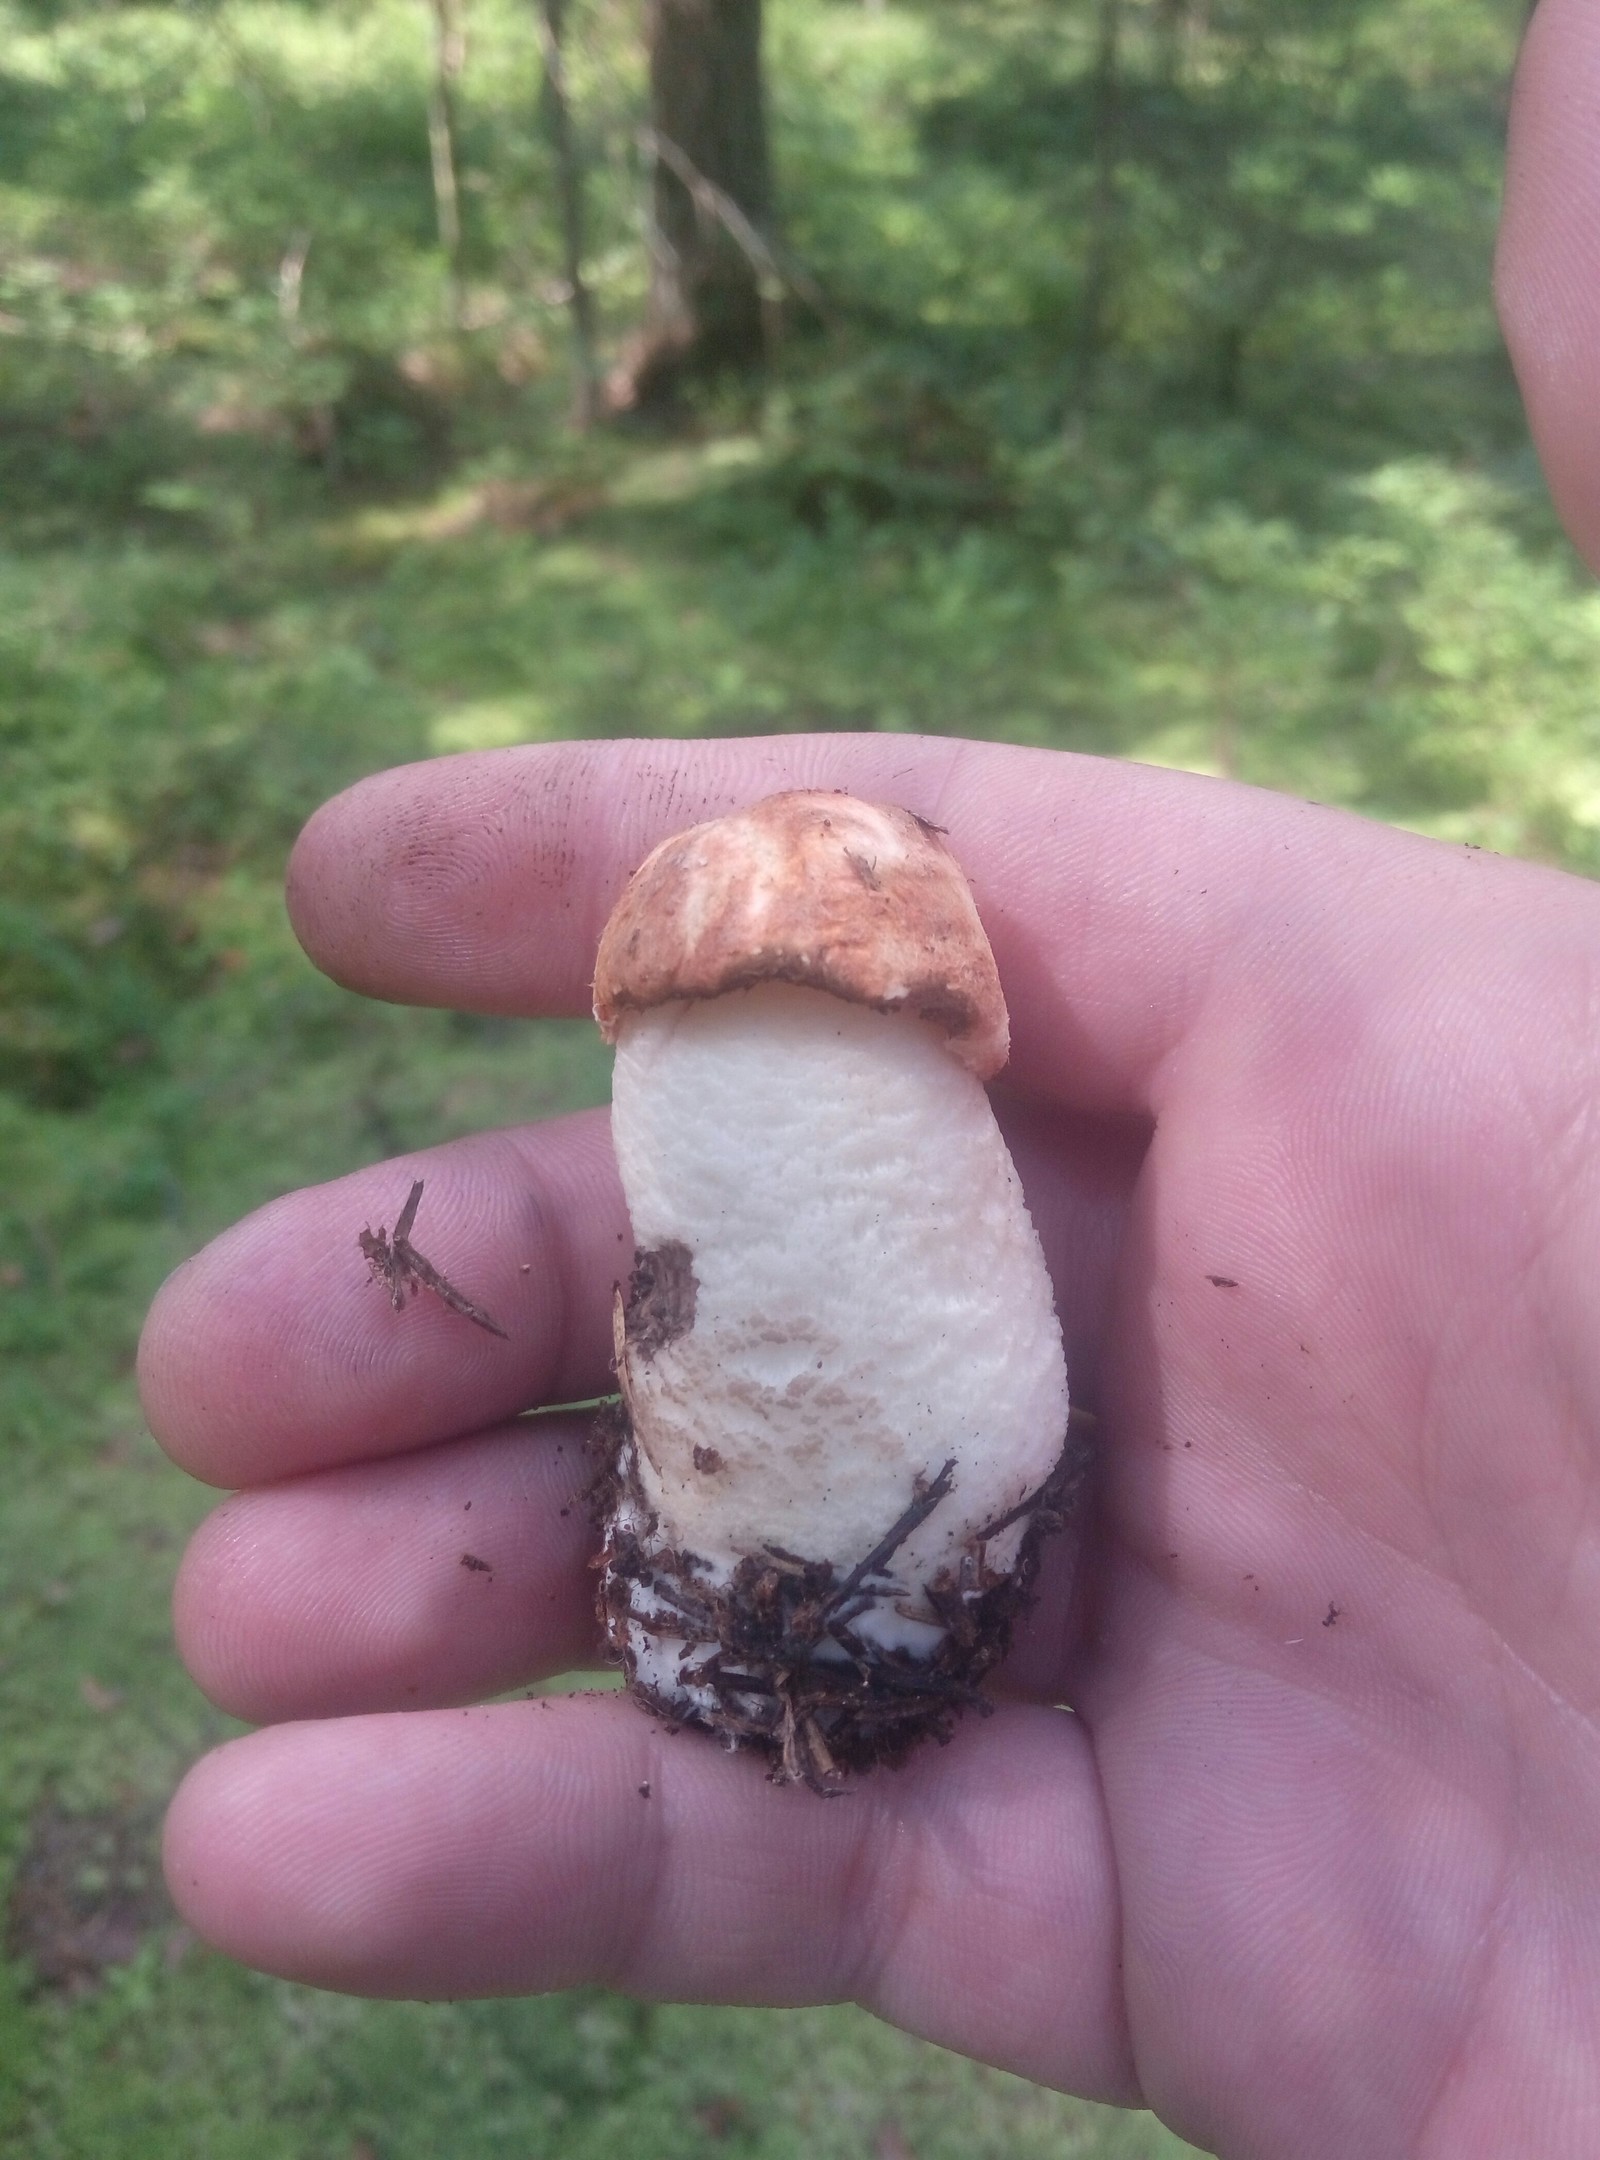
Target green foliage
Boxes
[0,0,1586,2152]
[777,0,1519,448]
[2,1969,1197,2158]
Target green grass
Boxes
[4,1982,1193,2160]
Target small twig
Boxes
[972,1466,1066,1545]
[393,1175,424,1247]
[277,230,311,334]
[359,1178,509,1338]
[638,124,833,323]
[825,1458,957,1615]
[422,0,467,327]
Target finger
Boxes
[173,1419,599,1723]
[140,1092,1138,1494]
[173,1406,1096,1727]
[1498,0,1600,573]
[164,1694,1136,2104]
[286,736,1556,1120]
[138,1112,625,1488]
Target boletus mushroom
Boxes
[591,790,1072,1791]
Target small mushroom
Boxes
[591,791,1073,1790]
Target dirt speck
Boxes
[460,1552,492,1574]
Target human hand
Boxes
[146,7,1600,2152]
[144,720,1600,2157]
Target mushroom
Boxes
[592,791,1073,1791]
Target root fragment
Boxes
[359,1180,508,1338]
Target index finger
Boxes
[286,734,1573,1120]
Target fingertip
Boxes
[160,1705,653,1994]
[286,759,451,1000]
[283,744,619,1015]
[283,779,352,985]
[162,1722,435,1990]
[138,1247,235,1486]
[171,1493,252,1712]
[162,1734,274,1967]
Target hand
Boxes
[146,9,1600,2155]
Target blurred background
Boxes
[0,0,1586,2152]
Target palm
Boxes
[1067,997,1600,2156]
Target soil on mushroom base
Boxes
[589,1391,1089,1795]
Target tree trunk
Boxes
[535,0,600,427]
[1074,0,1122,408]
[423,0,467,328]
[612,0,773,416]
[1154,0,1190,82]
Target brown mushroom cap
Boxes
[593,790,1009,1078]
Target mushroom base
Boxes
[590,1407,1087,1794]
